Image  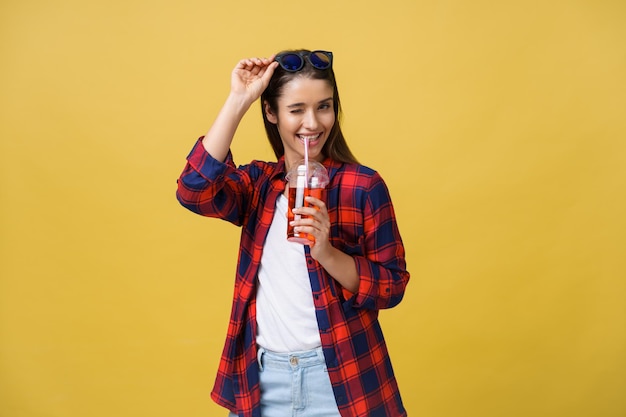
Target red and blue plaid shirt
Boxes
[177,139,410,416]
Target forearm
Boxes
[317,247,359,293]
[202,93,252,162]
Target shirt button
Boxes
[290,357,298,366]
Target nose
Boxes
[303,109,320,130]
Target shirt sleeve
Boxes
[176,138,251,226]
[349,171,410,310]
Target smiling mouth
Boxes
[297,133,322,143]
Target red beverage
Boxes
[285,160,329,244]
[287,186,324,244]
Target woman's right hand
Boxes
[200,56,278,162]
[230,56,279,106]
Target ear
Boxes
[264,101,278,124]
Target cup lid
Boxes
[285,160,329,187]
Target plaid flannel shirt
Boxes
[176,139,410,417]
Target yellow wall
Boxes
[1,0,625,416]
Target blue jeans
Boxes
[228,347,341,417]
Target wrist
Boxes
[225,92,255,115]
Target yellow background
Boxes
[1,0,625,416]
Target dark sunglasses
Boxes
[274,50,333,72]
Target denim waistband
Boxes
[257,346,325,371]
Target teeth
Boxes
[299,134,320,141]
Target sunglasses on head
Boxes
[274,50,333,72]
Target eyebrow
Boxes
[286,97,333,108]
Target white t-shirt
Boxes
[255,194,322,352]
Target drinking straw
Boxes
[303,137,309,188]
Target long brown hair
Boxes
[261,49,359,164]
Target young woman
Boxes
[176,49,410,417]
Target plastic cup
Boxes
[285,160,329,244]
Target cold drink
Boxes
[285,160,329,245]
[287,186,324,244]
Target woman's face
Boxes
[265,77,335,170]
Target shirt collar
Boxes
[322,157,343,183]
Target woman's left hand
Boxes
[291,196,333,261]
[292,196,360,293]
